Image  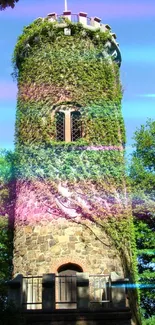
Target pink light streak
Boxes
[77,145,123,151]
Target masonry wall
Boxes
[13,220,124,276]
[13,188,124,276]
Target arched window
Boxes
[56,111,65,141]
[55,110,82,142]
[71,111,82,141]
[58,263,83,274]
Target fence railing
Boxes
[22,276,42,309]
[55,275,77,309]
[8,273,128,310]
[56,14,92,26]
[89,274,111,305]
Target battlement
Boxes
[47,12,109,31]
[39,11,119,47]
[31,11,121,66]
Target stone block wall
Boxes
[13,179,125,277]
[13,216,123,276]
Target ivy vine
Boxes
[12,17,140,323]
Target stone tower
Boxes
[11,10,140,325]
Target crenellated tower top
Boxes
[36,11,121,66]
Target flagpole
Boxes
[64,0,68,11]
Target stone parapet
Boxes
[8,274,23,308]
[42,274,55,310]
[23,309,132,325]
[36,11,121,66]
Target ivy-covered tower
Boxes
[12,10,139,325]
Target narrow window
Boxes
[56,112,65,141]
[71,112,82,141]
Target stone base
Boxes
[24,308,131,325]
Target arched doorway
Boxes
[56,263,83,309]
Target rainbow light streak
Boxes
[138,94,155,98]
[112,283,155,289]
[142,250,155,255]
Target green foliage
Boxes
[129,120,155,319]
[132,120,155,172]
[15,143,126,184]
[13,19,111,70]
[15,101,125,147]
[142,316,155,325]
[0,150,14,311]
[0,150,15,325]
[11,17,140,323]
[0,150,13,215]
[0,216,12,279]
[0,0,18,10]
[13,16,131,280]
[12,19,124,148]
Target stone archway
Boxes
[56,263,83,309]
[58,262,83,274]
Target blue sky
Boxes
[0,0,155,155]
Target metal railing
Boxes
[55,275,77,309]
[21,274,112,310]
[22,276,42,309]
[89,274,112,305]
[56,14,92,26]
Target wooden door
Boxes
[56,269,77,309]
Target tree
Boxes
[0,0,19,10]
[0,150,15,312]
[129,120,155,320]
